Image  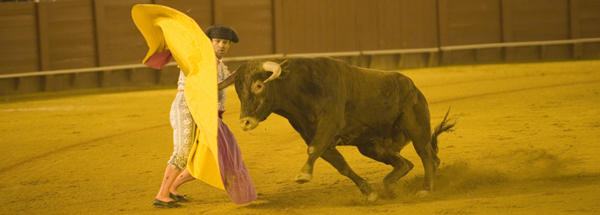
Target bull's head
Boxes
[234,59,289,131]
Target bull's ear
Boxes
[279,69,290,79]
[265,69,289,80]
[280,59,290,69]
[277,59,290,79]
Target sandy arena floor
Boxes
[1,60,599,215]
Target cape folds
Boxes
[131,4,255,204]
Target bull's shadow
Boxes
[244,183,375,208]
[242,158,598,209]
[241,174,433,208]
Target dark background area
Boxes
[1,0,599,94]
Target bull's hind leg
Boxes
[401,100,438,197]
[383,155,413,198]
[356,140,413,199]
[320,146,378,202]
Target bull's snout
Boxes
[239,117,259,131]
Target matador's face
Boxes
[211,38,231,59]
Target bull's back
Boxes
[335,62,416,124]
[280,57,421,143]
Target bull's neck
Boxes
[272,94,317,132]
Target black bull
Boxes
[219,57,455,202]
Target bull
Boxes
[219,57,455,202]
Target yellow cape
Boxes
[132,4,223,189]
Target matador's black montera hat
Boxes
[204,25,239,43]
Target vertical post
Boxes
[273,0,285,54]
[70,73,77,88]
[427,51,437,67]
[16,77,23,92]
[36,2,53,91]
[436,0,449,65]
[91,0,100,67]
[569,0,582,59]
[539,45,547,60]
[99,70,111,88]
[501,0,515,62]
[210,0,216,24]
[37,1,50,71]
[94,0,108,66]
[42,75,52,92]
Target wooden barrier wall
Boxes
[439,0,600,64]
[1,0,599,95]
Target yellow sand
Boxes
[0,60,599,214]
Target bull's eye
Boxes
[251,81,264,94]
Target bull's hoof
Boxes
[294,172,312,184]
[366,192,378,203]
[415,190,432,198]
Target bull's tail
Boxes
[431,107,457,154]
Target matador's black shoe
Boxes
[153,199,180,208]
[170,193,190,203]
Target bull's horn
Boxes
[262,60,284,83]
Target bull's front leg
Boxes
[295,118,343,184]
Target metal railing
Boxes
[0,54,283,79]
[1,37,599,80]
[439,38,600,51]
